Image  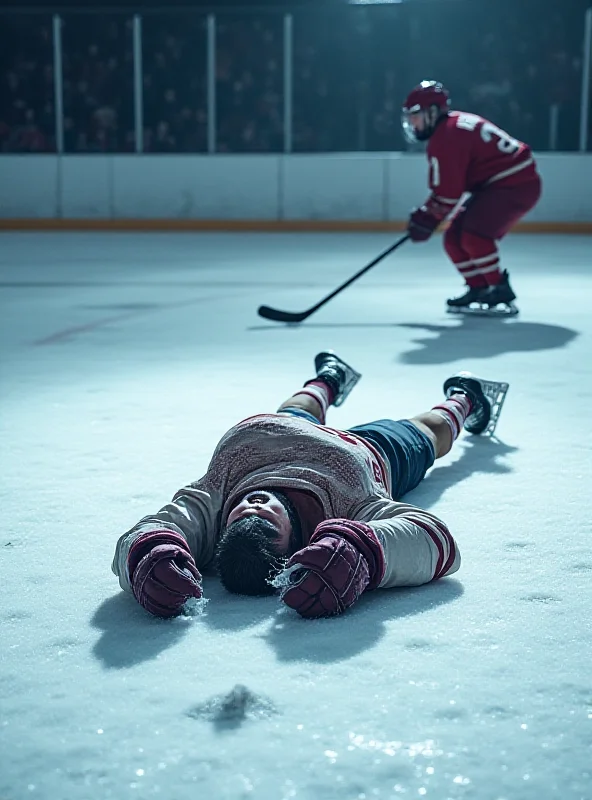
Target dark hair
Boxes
[215,516,285,596]
[215,490,302,597]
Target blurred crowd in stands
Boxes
[0,2,588,154]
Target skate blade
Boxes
[447,302,519,318]
[333,364,362,407]
[480,379,510,436]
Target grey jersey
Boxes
[112,414,460,593]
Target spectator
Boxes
[0,3,587,155]
[61,17,134,152]
[0,16,55,152]
[143,15,208,153]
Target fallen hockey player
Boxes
[112,352,509,619]
[402,80,542,316]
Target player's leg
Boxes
[456,229,501,288]
[444,208,491,309]
[460,177,542,306]
[464,179,542,246]
[349,372,508,498]
[277,351,361,424]
[420,370,508,442]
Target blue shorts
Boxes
[280,409,435,500]
[349,419,436,499]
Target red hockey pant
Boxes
[443,176,542,288]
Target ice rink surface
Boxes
[1,231,591,800]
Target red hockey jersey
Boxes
[424,111,538,220]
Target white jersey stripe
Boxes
[404,512,454,580]
[485,157,535,186]
[434,194,462,205]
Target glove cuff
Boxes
[415,206,441,229]
[310,519,386,591]
[127,530,191,584]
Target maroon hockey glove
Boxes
[127,531,202,618]
[278,519,385,619]
[408,206,440,242]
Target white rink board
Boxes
[111,155,280,219]
[281,154,386,220]
[61,156,112,219]
[386,153,430,220]
[0,153,591,222]
[526,154,592,222]
[0,156,58,218]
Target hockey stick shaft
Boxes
[258,234,410,323]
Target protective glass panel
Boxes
[0,14,55,152]
[216,13,283,152]
[142,13,207,153]
[293,6,411,153]
[409,0,585,152]
[62,14,134,153]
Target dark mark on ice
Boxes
[505,541,534,551]
[522,593,562,605]
[188,684,279,730]
[570,562,592,573]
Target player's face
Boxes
[409,111,426,132]
[226,490,293,553]
[402,109,425,143]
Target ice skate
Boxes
[446,285,487,314]
[310,351,361,407]
[443,371,509,436]
[479,270,519,316]
[446,272,519,318]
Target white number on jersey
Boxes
[480,122,520,154]
[456,114,521,154]
[456,113,480,131]
[429,156,440,187]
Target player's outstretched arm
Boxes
[275,519,386,618]
[112,482,222,617]
[126,530,203,617]
[358,499,460,588]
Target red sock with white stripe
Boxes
[431,392,473,441]
[290,380,334,424]
[461,231,502,287]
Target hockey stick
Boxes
[257,234,410,323]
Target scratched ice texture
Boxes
[1,232,590,800]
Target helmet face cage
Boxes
[401,105,441,143]
[401,81,450,143]
[401,103,422,143]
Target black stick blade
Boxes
[257,235,409,325]
[257,305,310,324]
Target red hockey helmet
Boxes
[402,81,450,143]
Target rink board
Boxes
[0,153,591,230]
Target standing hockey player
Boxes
[112,351,509,620]
[402,81,542,316]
